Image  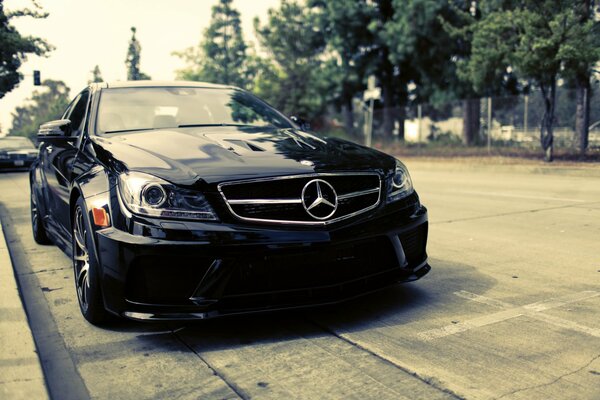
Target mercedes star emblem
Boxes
[301,179,338,220]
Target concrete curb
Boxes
[0,223,49,399]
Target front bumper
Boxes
[0,158,35,168]
[96,202,429,321]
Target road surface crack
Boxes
[307,318,465,400]
[171,329,248,400]
[19,266,71,276]
[432,201,600,225]
[494,353,600,399]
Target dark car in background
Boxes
[0,137,38,169]
[30,81,430,325]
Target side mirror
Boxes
[38,119,75,141]
[290,115,311,132]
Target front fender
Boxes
[29,160,49,217]
[70,165,113,247]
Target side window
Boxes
[67,91,90,136]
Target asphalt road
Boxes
[0,161,598,400]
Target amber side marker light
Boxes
[92,208,110,227]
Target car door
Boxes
[39,96,77,235]
[41,89,91,238]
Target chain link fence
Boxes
[312,85,600,152]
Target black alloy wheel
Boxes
[30,190,51,245]
[72,198,111,324]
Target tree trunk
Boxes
[381,78,395,139]
[341,95,355,137]
[574,74,590,155]
[573,0,591,156]
[379,0,395,139]
[462,98,480,145]
[396,106,405,141]
[540,81,556,162]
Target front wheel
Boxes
[30,191,51,245]
[72,198,111,325]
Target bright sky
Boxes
[0,0,278,133]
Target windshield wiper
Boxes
[104,128,156,134]
[178,123,256,128]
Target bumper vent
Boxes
[398,223,428,266]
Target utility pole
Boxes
[487,97,492,154]
[524,94,529,138]
[417,104,422,143]
[363,76,380,147]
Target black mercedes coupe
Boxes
[30,81,429,325]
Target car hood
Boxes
[91,126,395,186]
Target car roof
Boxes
[102,80,234,90]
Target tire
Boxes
[72,197,111,325]
[30,190,52,245]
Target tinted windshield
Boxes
[0,138,35,150]
[96,87,294,134]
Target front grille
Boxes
[219,173,381,225]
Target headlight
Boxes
[387,159,414,202]
[0,154,8,160]
[118,171,218,221]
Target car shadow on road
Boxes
[105,256,496,354]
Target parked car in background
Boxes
[0,137,38,169]
[30,81,430,325]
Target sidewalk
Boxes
[0,222,49,400]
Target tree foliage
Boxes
[385,0,457,103]
[8,79,70,139]
[125,27,151,80]
[458,0,600,160]
[253,0,330,121]
[174,0,248,88]
[310,0,373,134]
[0,0,53,99]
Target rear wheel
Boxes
[72,198,111,324]
[30,190,51,245]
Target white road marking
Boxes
[456,290,600,338]
[418,308,525,341]
[522,291,600,312]
[454,290,513,308]
[452,190,587,203]
[418,291,600,341]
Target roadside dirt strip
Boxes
[1,162,599,400]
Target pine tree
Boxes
[125,27,150,81]
[174,0,248,88]
[89,65,103,83]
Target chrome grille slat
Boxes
[227,198,302,205]
[337,187,380,200]
[218,173,381,225]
